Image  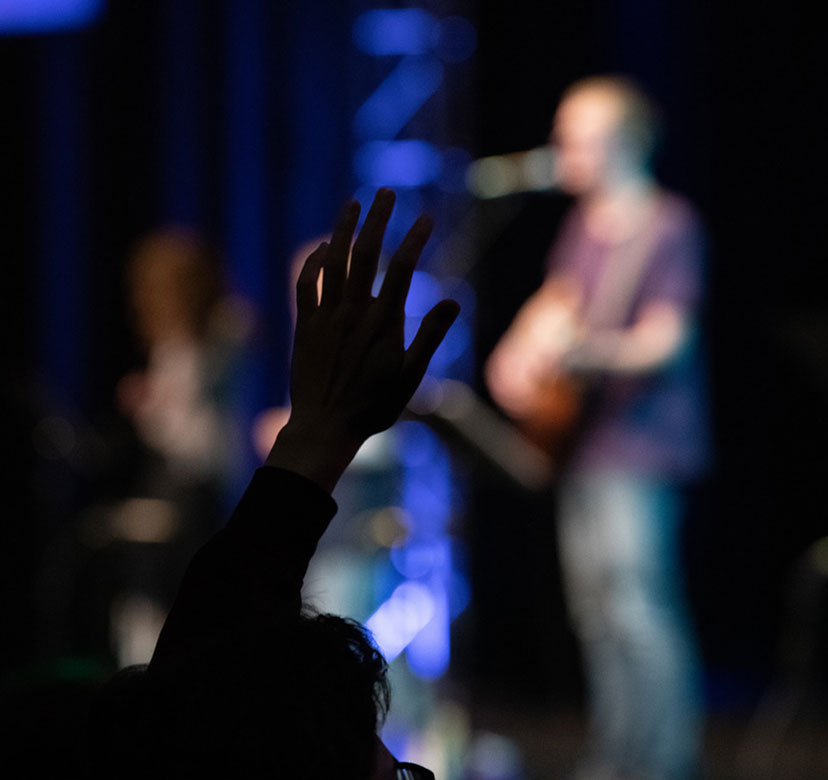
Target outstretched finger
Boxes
[397,299,460,405]
[348,188,395,300]
[296,242,328,316]
[321,200,360,308]
[377,214,433,314]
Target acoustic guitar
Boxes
[484,281,585,456]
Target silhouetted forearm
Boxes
[149,466,336,670]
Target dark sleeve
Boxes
[149,466,337,668]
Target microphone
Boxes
[465,146,557,199]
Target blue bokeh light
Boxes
[353,57,444,140]
[352,7,477,684]
[353,8,437,56]
[406,576,450,678]
[354,140,442,187]
[365,581,436,663]
[432,314,471,365]
[405,270,443,317]
[0,0,103,33]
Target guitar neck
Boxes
[404,378,556,492]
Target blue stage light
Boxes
[0,0,103,33]
[405,270,443,317]
[352,6,477,685]
[353,57,444,140]
[354,139,442,187]
[365,581,436,663]
[406,579,450,678]
[353,8,436,56]
[433,315,470,365]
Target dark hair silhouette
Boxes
[88,612,390,779]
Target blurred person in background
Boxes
[486,76,710,780]
[103,227,252,667]
[119,227,250,486]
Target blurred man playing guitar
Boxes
[486,76,710,780]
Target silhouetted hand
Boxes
[266,188,459,492]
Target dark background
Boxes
[2,0,827,748]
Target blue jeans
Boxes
[557,471,702,780]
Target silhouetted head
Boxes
[88,613,390,779]
[550,75,662,196]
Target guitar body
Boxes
[486,280,586,459]
[519,372,583,455]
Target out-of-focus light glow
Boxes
[353,8,436,56]
[403,313,467,370]
[466,146,557,199]
[365,581,435,663]
[398,477,450,532]
[443,276,477,316]
[0,0,104,33]
[810,537,828,577]
[405,270,443,316]
[364,506,409,549]
[406,375,445,416]
[80,498,180,549]
[432,315,470,365]
[395,420,436,469]
[354,140,442,187]
[353,57,443,140]
[449,565,471,620]
[355,185,426,252]
[353,8,477,684]
[401,441,451,535]
[438,146,474,193]
[390,539,446,580]
[353,10,476,63]
[466,732,525,780]
[406,578,450,678]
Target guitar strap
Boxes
[581,198,665,330]
[408,198,670,486]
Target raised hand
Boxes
[266,188,460,492]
